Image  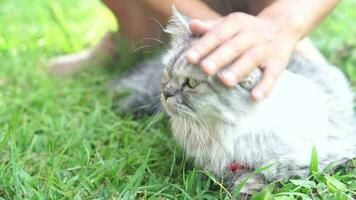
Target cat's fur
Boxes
[111,6,356,193]
[159,9,356,192]
[111,58,163,116]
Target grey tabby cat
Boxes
[112,7,356,193]
[159,9,356,192]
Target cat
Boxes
[111,6,356,193]
[158,8,356,193]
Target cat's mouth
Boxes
[161,94,193,116]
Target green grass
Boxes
[0,0,355,199]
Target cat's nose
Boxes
[163,86,177,99]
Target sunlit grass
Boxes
[0,0,355,199]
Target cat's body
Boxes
[112,5,356,193]
[159,9,356,191]
[168,61,355,180]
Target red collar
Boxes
[228,162,246,172]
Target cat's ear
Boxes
[165,6,191,38]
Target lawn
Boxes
[0,0,355,199]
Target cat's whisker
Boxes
[136,95,162,110]
[182,115,189,168]
[129,34,164,54]
[136,36,164,45]
[181,110,219,166]
[178,106,207,154]
[182,113,192,161]
[190,119,208,153]
[183,112,203,152]
[130,45,151,54]
[136,95,165,132]
[190,113,234,176]
[190,119,231,177]
[176,117,185,148]
[151,97,165,113]
[148,17,166,33]
[199,116,235,176]
[180,117,189,155]
[130,36,163,48]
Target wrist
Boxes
[259,13,303,51]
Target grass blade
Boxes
[310,146,319,174]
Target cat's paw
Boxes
[237,193,251,200]
[228,170,266,195]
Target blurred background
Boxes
[0,0,355,199]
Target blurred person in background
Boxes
[49,0,338,100]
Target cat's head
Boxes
[161,8,261,122]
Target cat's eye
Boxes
[239,79,254,90]
[187,78,200,88]
[238,69,262,90]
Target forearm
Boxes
[258,0,341,42]
[142,0,220,21]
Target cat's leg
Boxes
[262,161,309,181]
[262,155,355,183]
[260,140,356,182]
[227,169,266,196]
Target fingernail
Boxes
[191,19,202,24]
[187,50,200,63]
[201,60,216,75]
[221,72,236,86]
[252,89,265,101]
[196,20,208,28]
[191,19,205,26]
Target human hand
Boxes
[186,12,300,101]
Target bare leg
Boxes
[251,0,327,64]
[48,0,326,76]
[48,31,117,76]
[103,0,168,45]
[49,0,167,76]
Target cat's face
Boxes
[161,8,258,122]
[161,52,220,118]
[161,50,255,122]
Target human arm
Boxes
[186,0,341,100]
[142,0,221,21]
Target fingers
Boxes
[251,60,284,101]
[186,13,291,100]
[200,33,257,75]
[220,45,271,86]
[189,19,220,36]
[187,13,246,64]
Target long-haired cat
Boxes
[160,8,356,193]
